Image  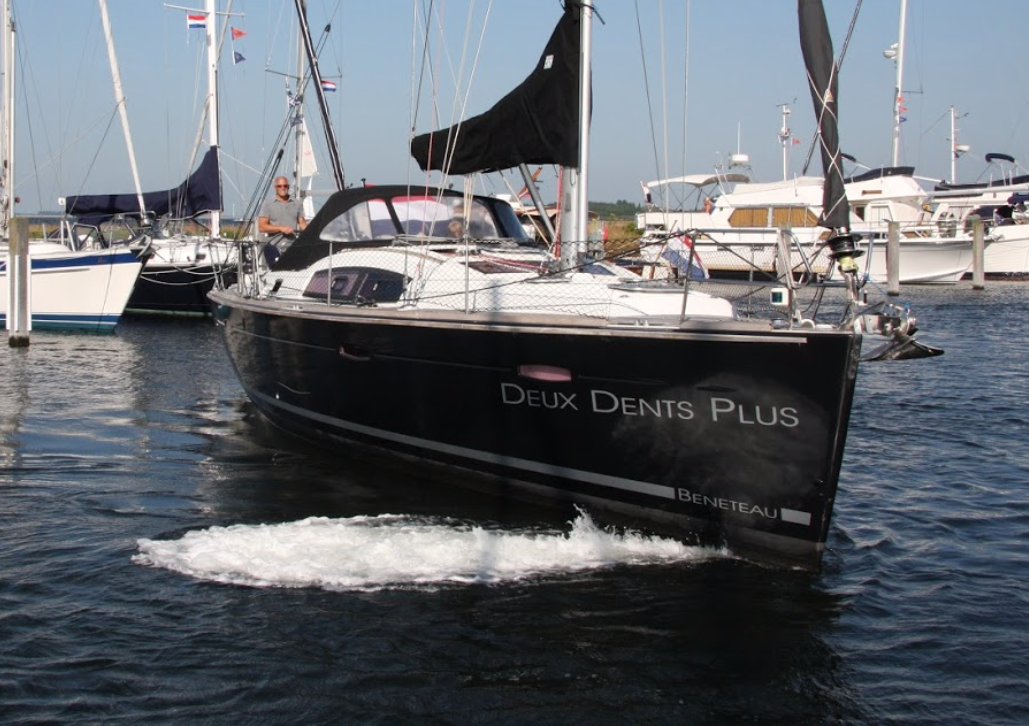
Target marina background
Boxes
[2,281,1028,723]
[9,0,1029,216]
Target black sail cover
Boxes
[410,2,581,174]
[64,146,222,226]
[798,0,849,231]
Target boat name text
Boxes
[499,384,799,427]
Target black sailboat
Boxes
[64,147,229,317]
[63,0,233,318]
[209,0,938,567]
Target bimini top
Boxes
[935,172,1029,192]
[644,173,751,189]
[272,185,530,272]
[844,166,915,184]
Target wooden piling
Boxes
[971,216,985,290]
[886,221,900,296]
[7,216,30,347]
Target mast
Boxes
[799,0,859,315]
[98,0,146,223]
[292,27,304,190]
[888,0,907,167]
[950,106,969,184]
[293,0,344,191]
[558,0,592,269]
[205,0,220,236]
[292,25,317,218]
[1,0,13,238]
[777,103,792,181]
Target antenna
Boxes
[729,122,749,169]
[949,106,970,184]
[777,100,796,181]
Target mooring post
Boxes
[886,221,900,295]
[7,216,30,347]
[971,216,985,290]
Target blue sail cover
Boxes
[410,2,582,175]
[64,147,222,225]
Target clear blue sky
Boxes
[8,0,1029,215]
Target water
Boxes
[2,284,1028,724]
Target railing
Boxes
[217,230,859,331]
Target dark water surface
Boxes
[2,284,1028,724]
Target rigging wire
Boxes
[633,0,662,205]
[680,0,691,191]
[658,0,668,191]
[801,0,862,176]
[238,6,347,236]
[409,0,497,204]
[12,2,106,213]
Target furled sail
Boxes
[64,146,222,225]
[798,0,849,231]
[410,2,582,175]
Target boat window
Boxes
[303,267,407,303]
[321,200,394,242]
[728,207,769,227]
[771,207,819,227]
[864,204,892,223]
[71,223,105,250]
[388,195,522,240]
[463,258,541,274]
[452,199,499,238]
[391,196,453,236]
[489,200,531,241]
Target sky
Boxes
[7,0,1029,216]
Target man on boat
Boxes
[447,218,465,238]
[258,176,308,264]
[453,201,497,238]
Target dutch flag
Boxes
[187,14,207,30]
[661,234,708,280]
[321,79,337,93]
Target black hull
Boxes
[127,264,220,317]
[211,292,861,568]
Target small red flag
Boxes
[231,27,246,40]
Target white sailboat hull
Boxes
[1,244,144,332]
[686,230,974,284]
[861,237,975,284]
[982,225,1029,276]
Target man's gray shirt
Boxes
[259,197,304,242]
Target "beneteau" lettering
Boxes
[677,488,778,519]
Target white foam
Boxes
[133,511,724,590]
